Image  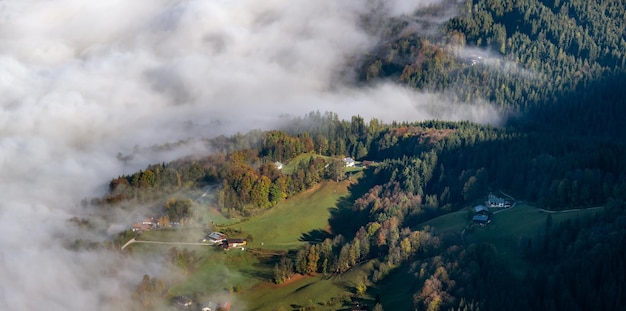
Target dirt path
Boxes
[276,273,309,287]
[496,188,516,201]
[121,238,210,250]
[537,206,604,214]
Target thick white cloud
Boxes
[0,0,500,310]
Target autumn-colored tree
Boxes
[134,274,166,310]
[251,175,271,208]
[301,134,314,153]
[306,244,320,274]
[356,279,367,297]
[164,198,192,222]
[325,157,345,182]
[273,256,294,284]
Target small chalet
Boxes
[343,157,355,167]
[274,161,284,170]
[223,238,246,250]
[203,232,227,244]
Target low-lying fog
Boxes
[0,0,499,309]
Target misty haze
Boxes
[2,0,625,310]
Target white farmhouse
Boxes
[343,157,355,167]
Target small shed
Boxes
[201,302,216,311]
[472,214,490,226]
[204,232,227,244]
[352,301,368,311]
[217,301,232,311]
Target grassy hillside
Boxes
[418,209,469,235]
[244,275,345,311]
[466,204,601,277]
[281,153,330,175]
[369,263,421,311]
[135,176,355,251]
[222,179,352,250]
[135,227,207,243]
[420,204,601,247]
[243,260,378,311]
[168,249,269,297]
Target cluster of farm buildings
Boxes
[130,216,184,232]
[472,194,513,226]
[130,217,160,232]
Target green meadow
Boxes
[137,227,207,242]
[280,153,330,175]
[466,204,601,277]
[416,204,602,278]
[168,249,269,297]
[131,174,369,309]
[222,179,352,250]
[242,258,378,311]
[418,209,469,234]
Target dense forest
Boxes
[363,0,626,138]
[105,113,626,215]
[99,0,626,310]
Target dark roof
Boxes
[173,296,193,307]
[474,205,489,212]
[206,232,226,240]
[473,214,489,222]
